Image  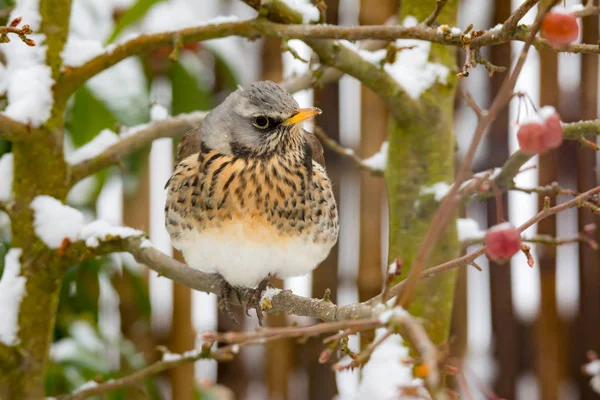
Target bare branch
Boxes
[422,0,450,27]
[58,311,439,399]
[68,112,206,184]
[501,0,540,35]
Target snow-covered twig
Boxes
[313,127,383,176]
[68,112,206,184]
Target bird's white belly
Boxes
[173,221,333,288]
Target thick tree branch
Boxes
[68,112,207,184]
[0,114,33,141]
[54,9,600,107]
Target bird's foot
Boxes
[216,274,239,325]
[245,276,271,327]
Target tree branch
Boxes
[68,112,207,184]
[54,9,600,108]
[58,310,439,399]
[0,113,33,141]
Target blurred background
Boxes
[0,0,598,399]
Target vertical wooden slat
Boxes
[357,0,397,303]
[486,1,520,398]
[168,252,196,400]
[572,3,600,398]
[535,42,563,400]
[119,157,156,398]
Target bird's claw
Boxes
[245,276,271,327]
[216,274,239,325]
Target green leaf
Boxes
[168,54,214,114]
[66,86,118,147]
[108,0,165,43]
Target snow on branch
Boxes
[0,249,26,346]
[68,112,207,184]
[53,2,600,107]
[30,195,143,249]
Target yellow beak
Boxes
[282,107,322,126]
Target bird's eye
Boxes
[253,116,270,129]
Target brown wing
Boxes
[175,128,202,165]
[304,129,325,167]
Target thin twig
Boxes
[313,126,383,176]
[422,0,449,26]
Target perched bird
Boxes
[164,81,339,323]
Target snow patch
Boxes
[437,25,463,35]
[377,307,408,324]
[570,4,585,13]
[421,182,451,201]
[520,106,557,125]
[31,195,143,249]
[355,328,428,400]
[260,287,282,309]
[0,153,14,201]
[0,248,26,345]
[31,195,85,249]
[583,360,600,394]
[74,380,98,393]
[140,238,155,249]
[66,129,119,165]
[362,141,388,171]
[281,0,320,23]
[150,103,169,122]
[341,16,449,99]
[61,38,107,67]
[488,221,515,233]
[457,218,485,242]
[80,220,143,248]
[1,2,54,126]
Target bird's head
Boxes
[200,80,321,157]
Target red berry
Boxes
[517,122,546,155]
[517,106,564,155]
[484,223,521,262]
[542,12,579,46]
[541,109,563,149]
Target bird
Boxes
[164,80,339,324]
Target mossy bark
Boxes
[385,1,460,344]
[0,1,71,398]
